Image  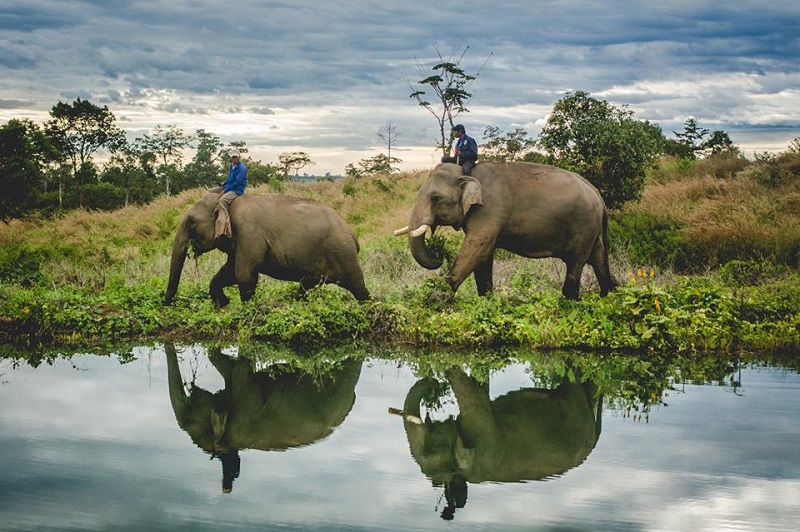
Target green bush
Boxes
[610,212,687,268]
[0,244,49,287]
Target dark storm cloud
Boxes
[1,0,798,166]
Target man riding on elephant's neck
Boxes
[441,124,478,176]
[215,149,248,250]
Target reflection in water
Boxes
[397,366,601,520]
[164,343,362,493]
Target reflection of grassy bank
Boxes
[1,157,799,352]
[1,342,795,426]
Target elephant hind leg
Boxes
[588,237,617,296]
[344,280,371,301]
[561,259,584,300]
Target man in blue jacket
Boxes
[215,149,248,245]
[441,124,478,175]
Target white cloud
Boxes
[1,0,799,174]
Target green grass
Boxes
[1,159,799,352]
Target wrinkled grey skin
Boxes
[165,188,370,307]
[401,368,601,486]
[406,162,617,299]
[165,343,363,453]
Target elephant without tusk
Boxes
[165,188,370,308]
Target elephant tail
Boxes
[601,208,617,290]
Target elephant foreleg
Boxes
[210,259,236,308]
[449,235,497,293]
[473,259,494,296]
[238,278,258,302]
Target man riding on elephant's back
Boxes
[215,149,248,248]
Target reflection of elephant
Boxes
[165,188,370,308]
[395,162,617,299]
[398,367,601,519]
[165,344,362,492]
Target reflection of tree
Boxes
[396,363,601,520]
[164,343,362,493]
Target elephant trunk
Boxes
[409,231,443,270]
[164,216,191,305]
[164,343,189,425]
[408,206,443,270]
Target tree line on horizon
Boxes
[0,91,747,221]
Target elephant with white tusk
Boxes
[396,366,602,518]
[396,162,617,299]
[165,188,370,308]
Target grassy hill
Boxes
[1,159,799,352]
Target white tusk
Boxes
[388,407,423,424]
[409,224,430,237]
[393,225,409,236]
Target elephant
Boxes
[164,343,363,492]
[394,162,617,299]
[396,367,601,519]
[165,188,370,308]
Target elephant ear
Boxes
[460,176,483,215]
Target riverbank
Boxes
[1,158,799,352]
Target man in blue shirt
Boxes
[215,149,248,245]
[441,124,478,175]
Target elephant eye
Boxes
[430,192,443,204]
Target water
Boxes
[1,344,798,531]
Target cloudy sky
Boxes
[1,0,799,175]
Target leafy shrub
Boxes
[0,244,48,287]
[718,259,770,286]
[694,152,750,178]
[610,212,687,269]
[750,144,800,188]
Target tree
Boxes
[407,44,490,156]
[45,98,125,207]
[0,119,58,219]
[182,129,224,190]
[702,129,738,157]
[666,118,739,159]
[481,126,538,162]
[671,118,708,159]
[138,125,190,195]
[278,152,314,177]
[101,142,157,207]
[345,153,403,179]
[378,121,401,161]
[538,90,664,209]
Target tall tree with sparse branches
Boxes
[378,121,401,161]
[407,44,491,156]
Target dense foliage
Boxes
[538,91,664,208]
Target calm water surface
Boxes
[1,344,798,531]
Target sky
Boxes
[1,0,799,175]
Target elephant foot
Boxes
[212,293,231,309]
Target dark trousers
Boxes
[441,156,477,175]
